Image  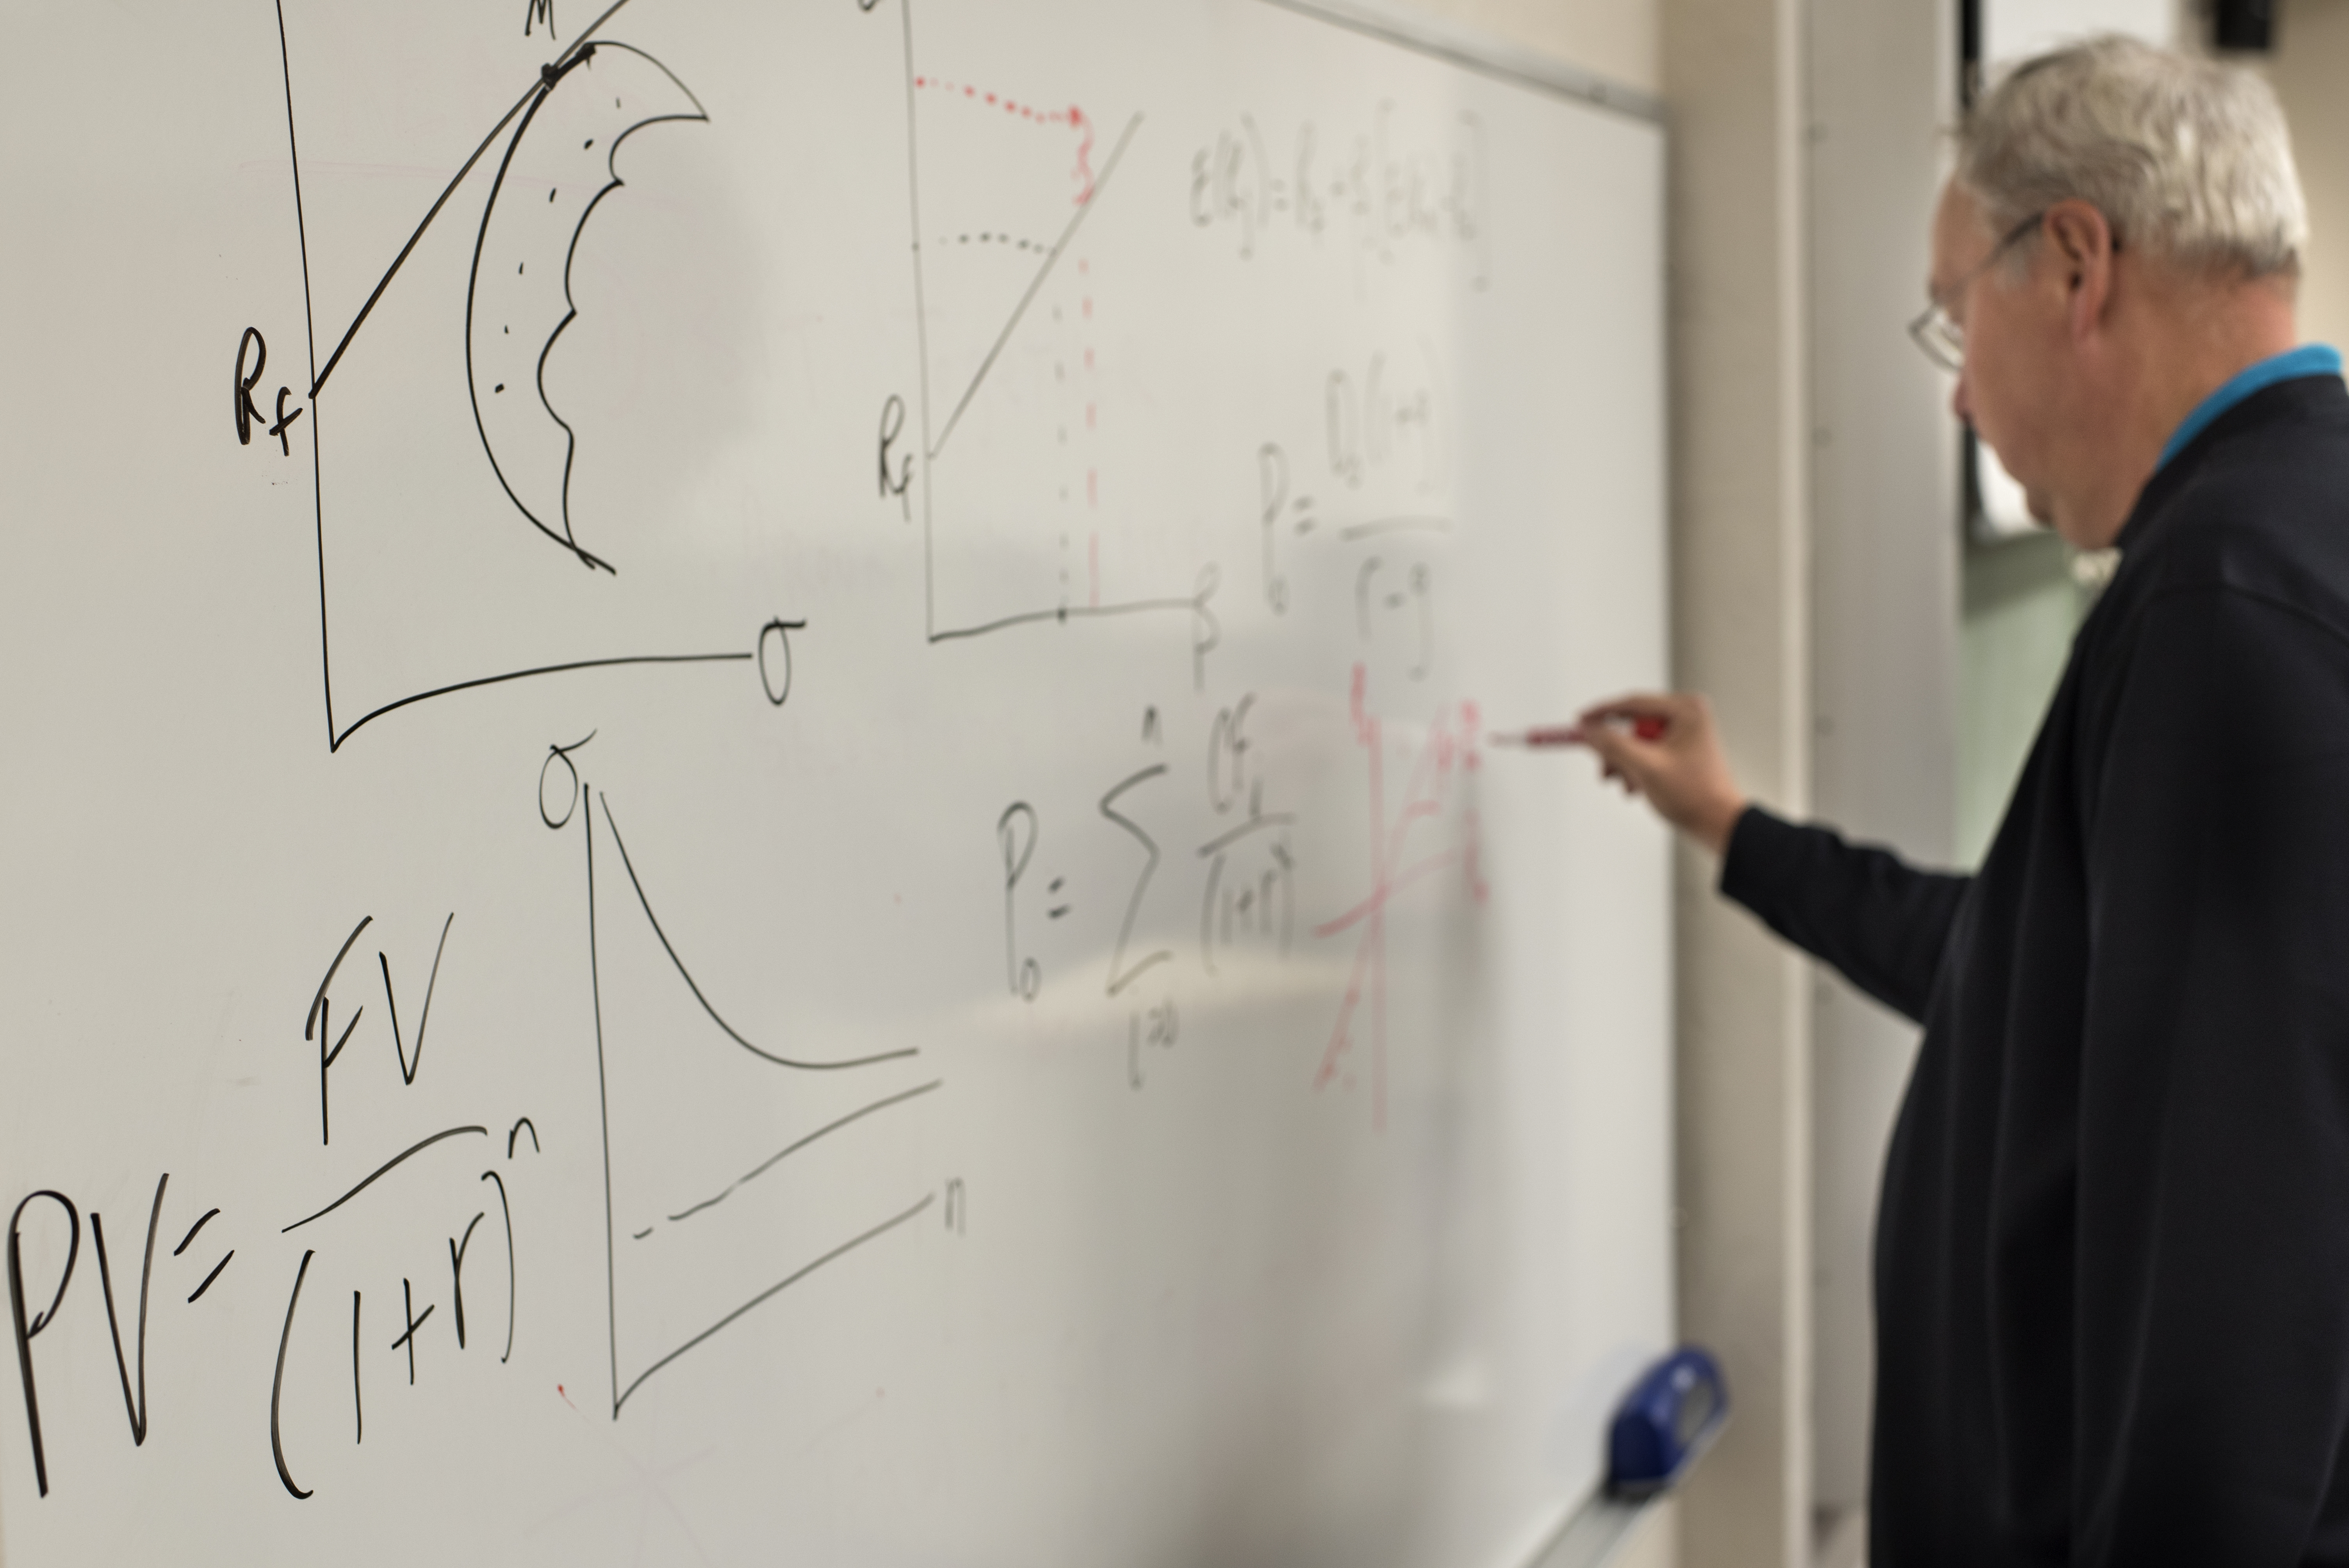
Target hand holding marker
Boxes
[1493,693,1751,857]
[1489,716,1670,748]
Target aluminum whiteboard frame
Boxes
[1260,0,1667,124]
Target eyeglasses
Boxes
[1907,212,2047,374]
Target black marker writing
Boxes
[269,385,303,456]
[757,619,806,707]
[173,1209,219,1256]
[1258,443,1290,613]
[7,1191,78,1497]
[539,732,595,829]
[305,916,373,1145]
[482,1169,517,1363]
[1330,369,1362,488]
[187,1251,232,1304]
[1191,566,1221,692]
[1128,998,1179,1089]
[380,912,455,1085]
[281,1126,490,1233]
[391,1278,432,1386]
[92,1174,166,1447]
[1199,815,1297,976]
[878,394,913,519]
[1409,563,1432,679]
[271,1249,314,1499]
[1208,695,1256,815]
[448,1212,485,1350]
[234,328,267,445]
[997,803,1042,1000]
[1100,765,1173,997]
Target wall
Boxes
[1804,0,1960,1536]
[1403,0,1662,90]
[1656,0,1817,1564]
[1957,534,2079,861]
[2265,0,2349,353]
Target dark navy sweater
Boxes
[1723,374,2349,1566]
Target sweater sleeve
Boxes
[2069,585,2349,1566]
[1716,805,1971,1024]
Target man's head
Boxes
[1929,37,2306,548]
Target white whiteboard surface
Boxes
[0,2,1668,1563]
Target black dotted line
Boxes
[941,232,1045,251]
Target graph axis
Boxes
[895,0,1208,649]
[271,0,763,753]
[578,785,941,1417]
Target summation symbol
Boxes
[1100,764,1173,998]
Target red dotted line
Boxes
[914,75,1096,200]
[1081,257,1098,552]
[913,76,1085,130]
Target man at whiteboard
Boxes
[1578,38,2349,1568]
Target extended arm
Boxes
[1717,808,1970,1024]
[1575,692,1970,1023]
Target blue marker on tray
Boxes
[1606,1347,1730,1499]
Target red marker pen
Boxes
[1485,718,1672,751]
[1490,715,1669,748]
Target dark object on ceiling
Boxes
[2215,0,2276,52]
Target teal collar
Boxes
[2157,344,2344,470]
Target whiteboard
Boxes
[0,1,1668,1563]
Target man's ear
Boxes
[2044,199,2117,339]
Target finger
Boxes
[1577,691,1682,728]
[1578,722,1640,775]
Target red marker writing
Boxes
[1490,715,1669,748]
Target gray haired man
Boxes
[1579,38,2349,1566]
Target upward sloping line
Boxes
[663,1079,944,1223]
[307,0,641,401]
[615,1192,934,1412]
[927,112,1144,462]
[596,793,919,1070]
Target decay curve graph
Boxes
[578,784,944,1416]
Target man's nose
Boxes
[1950,370,1973,425]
